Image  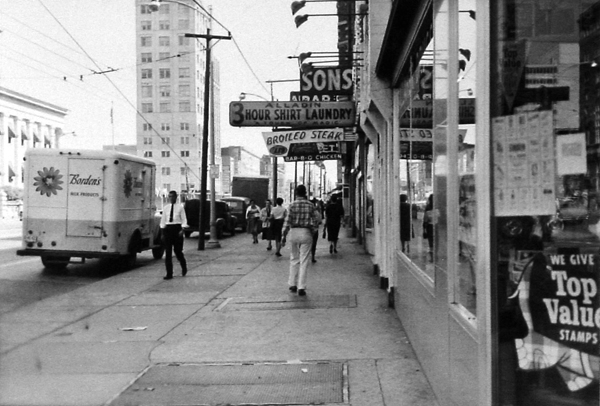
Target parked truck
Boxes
[17,149,164,270]
[231,176,270,208]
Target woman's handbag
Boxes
[262,219,271,229]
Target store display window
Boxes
[491,1,600,404]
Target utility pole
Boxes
[185,29,231,250]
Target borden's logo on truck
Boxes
[69,174,102,185]
[33,167,64,197]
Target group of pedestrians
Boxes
[246,198,287,256]
[157,186,345,298]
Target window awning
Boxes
[44,136,51,146]
[21,130,29,141]
[33,133,41,143]
[8,165,16,182]
[8,127,16,139]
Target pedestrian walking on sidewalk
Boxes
[271,197,287,256]
[325,194,345,254]
[282,185,321,296]
[260,199,274,250]
[160,190,188,280]
[246,200,261,244]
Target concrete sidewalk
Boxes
[0,230,439,406]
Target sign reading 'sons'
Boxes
[300,66,353,96]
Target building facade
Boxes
[0,86,67,206]
[349,0,600,405]
[135,0,221,197]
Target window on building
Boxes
[143,123,153,131]
[178,36,190,46]
[141,36,152,47]
[181,151,190,157]
[141,21,152,30]
[144,151,153,158]
[159,36,170,46]
[142,103,153,113]
[159,68,170,79]
[159,20,170,30]
[141,53,152,63]
[161,123,171,131]
[180,167,187,175]
[161,137,170,145]
[178,19,189,30]
[161,167,170,175]
[181,136,189,144]
[161,151,170,158]
[142,85,152,98]
[140,4,152,14]
[178,4,190,15]
[160,102,171,113]
[179,101,191,112]
[141,69,152,79]
[178,84,190,97]
[179,67,190,78]
[179,53,190,62]
[160,85,171,97]
[158,52,170,61]
[158,4,169,14]
[143,137,152,145]
[180,123,189,131]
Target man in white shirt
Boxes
[160,190,188,280]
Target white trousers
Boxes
[287,228,313,290]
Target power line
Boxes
[0,26,98,73]
[35,0,201,181]
[231,36,270,95]
[1,12,95,63]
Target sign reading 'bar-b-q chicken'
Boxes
[229,101,355,128]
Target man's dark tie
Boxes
[169,204,174,222]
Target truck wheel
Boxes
[217,224,224,239]
[152,246,164,259]
[41,256,70,270]
[231,226,236,236]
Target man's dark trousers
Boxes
[163,224,187,277]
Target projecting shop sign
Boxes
[229,101,355,127]
[262,128,345,161]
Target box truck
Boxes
[17,149,164,269]
[231,176,270,208]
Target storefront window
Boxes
[398,61,436,279]
[491,1,600,404]
[455,0,478,315]
[366,143,374,229]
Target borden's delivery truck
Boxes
[17,149,164,269]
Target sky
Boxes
[0,0,340,175]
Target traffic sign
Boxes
[229,101,355,127]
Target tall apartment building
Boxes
[135,0,221,197]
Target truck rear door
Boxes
[66,158,105,237]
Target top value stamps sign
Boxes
[229,101,355,127]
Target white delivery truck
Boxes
[17,149,164,269]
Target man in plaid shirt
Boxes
[282,184,322,296]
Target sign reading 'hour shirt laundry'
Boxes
[229,101,355,127]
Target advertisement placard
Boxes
[229,101,355,127]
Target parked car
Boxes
[183,199,237,238]
[221,196,251,232]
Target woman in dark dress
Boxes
[325,195,345,253]
[399,194,412,253]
